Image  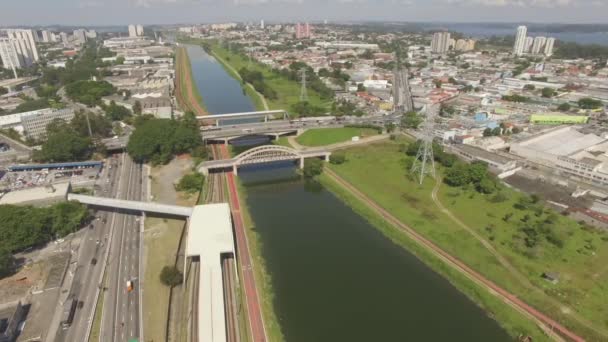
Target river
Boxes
[187,44,511,341]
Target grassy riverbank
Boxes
[296,127,378,147]
[235,179,286,342]
[176,46,207,114]
[321,138,608,341]
[207,42,330,114]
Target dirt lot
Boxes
[142,155,197,342]
[504,173,594,208]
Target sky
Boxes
[0,0,606,26]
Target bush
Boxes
[303,158,324,178]
[175,172,204,194]
[329,153,346,165]
[160,265,183,287]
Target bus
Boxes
[60,297,78,329]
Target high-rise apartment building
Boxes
[531,36,547,55]
[455,39,476,52]
[60,32,69,45]
[136,25,144,36]
[1,29,39,68]
[128,25,137,37]
[295,23,312,39]
[524,36,534,53]
[41,30,51,43]
[513,26,527,56]
[73,29,87,44]
[544,37,555,56]
[0,38,22,73]
[431,32,451,54]
[260,20,265,30]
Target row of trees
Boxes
[238,67,278,100]
[127,112,202,164]
[0,202,90,277]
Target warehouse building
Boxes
[511,126,608,186]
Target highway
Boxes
[52,154,123,342]
[200,114,400,141]
[99,153,145,342]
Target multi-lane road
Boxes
[100,153,144,342]
[53,153,134,342]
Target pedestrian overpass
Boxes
[67,194,193,217]
[199,145,331,175]
[197,110,288,126]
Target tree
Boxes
[468,161,489,184]
[578,97,603,109]
[491,127,502,136]
[175,172,205,194]
[0,86,8,95]
[541,87,555,98]
[34,121,93,162]
[71,111,112,138]
[133,100,142,115]
[477,177,496,194]
[401,111,422,129]
[160,265,183,287]
[523,84,535,91]
[357,83,366,92]
[483,128,493,137]
[444,163,471,187]
[433,79,442,88]
[557,103,571,112]
[104,101,132,121]
[0,247,14,278]
[329,153,346,165]
[303,158,323,178]
[65,80,115,107]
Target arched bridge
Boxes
[199,145,331,175]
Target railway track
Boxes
[191,144,239,342]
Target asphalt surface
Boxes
[53,155,123,342]
[99,153,144,342]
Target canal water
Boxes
[187,44,511,341]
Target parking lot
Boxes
[0,166,102,192]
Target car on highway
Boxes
[127,280,134,292]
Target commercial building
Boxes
[513,26,527,56]
[0,182,70,206]
[21,108,75,140]
[315,42,379,50]
[530,114,588,125]
[511,126,608,187]
[431,32,451,54]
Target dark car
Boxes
[91,258,97,265]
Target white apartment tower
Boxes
[544,37,555,56]
[431,32,451,54]
[1,29,39,67]
[531,36,547,55]
[260,20,265,30]
[128,25,137,37]
[136,25,144,36]
[0,38,22,75]
[513,26,527,56]
[524,36,534,53]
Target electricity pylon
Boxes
[411,104,438,185]
[299,67,308,102]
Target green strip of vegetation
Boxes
[323,139,608,340]
[235,179,285,342]
[317,172,547,340]
[177,47,207,113]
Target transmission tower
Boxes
[411,104,438,185]
[299,67,308,102]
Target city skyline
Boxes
[1,0,607,26]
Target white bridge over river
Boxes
[199,145,331,175]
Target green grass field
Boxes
[296,127,378,147]
[326,138,608,340]
[209,43,331,114]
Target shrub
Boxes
[329,153,346,165]
[160,265,183,287]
